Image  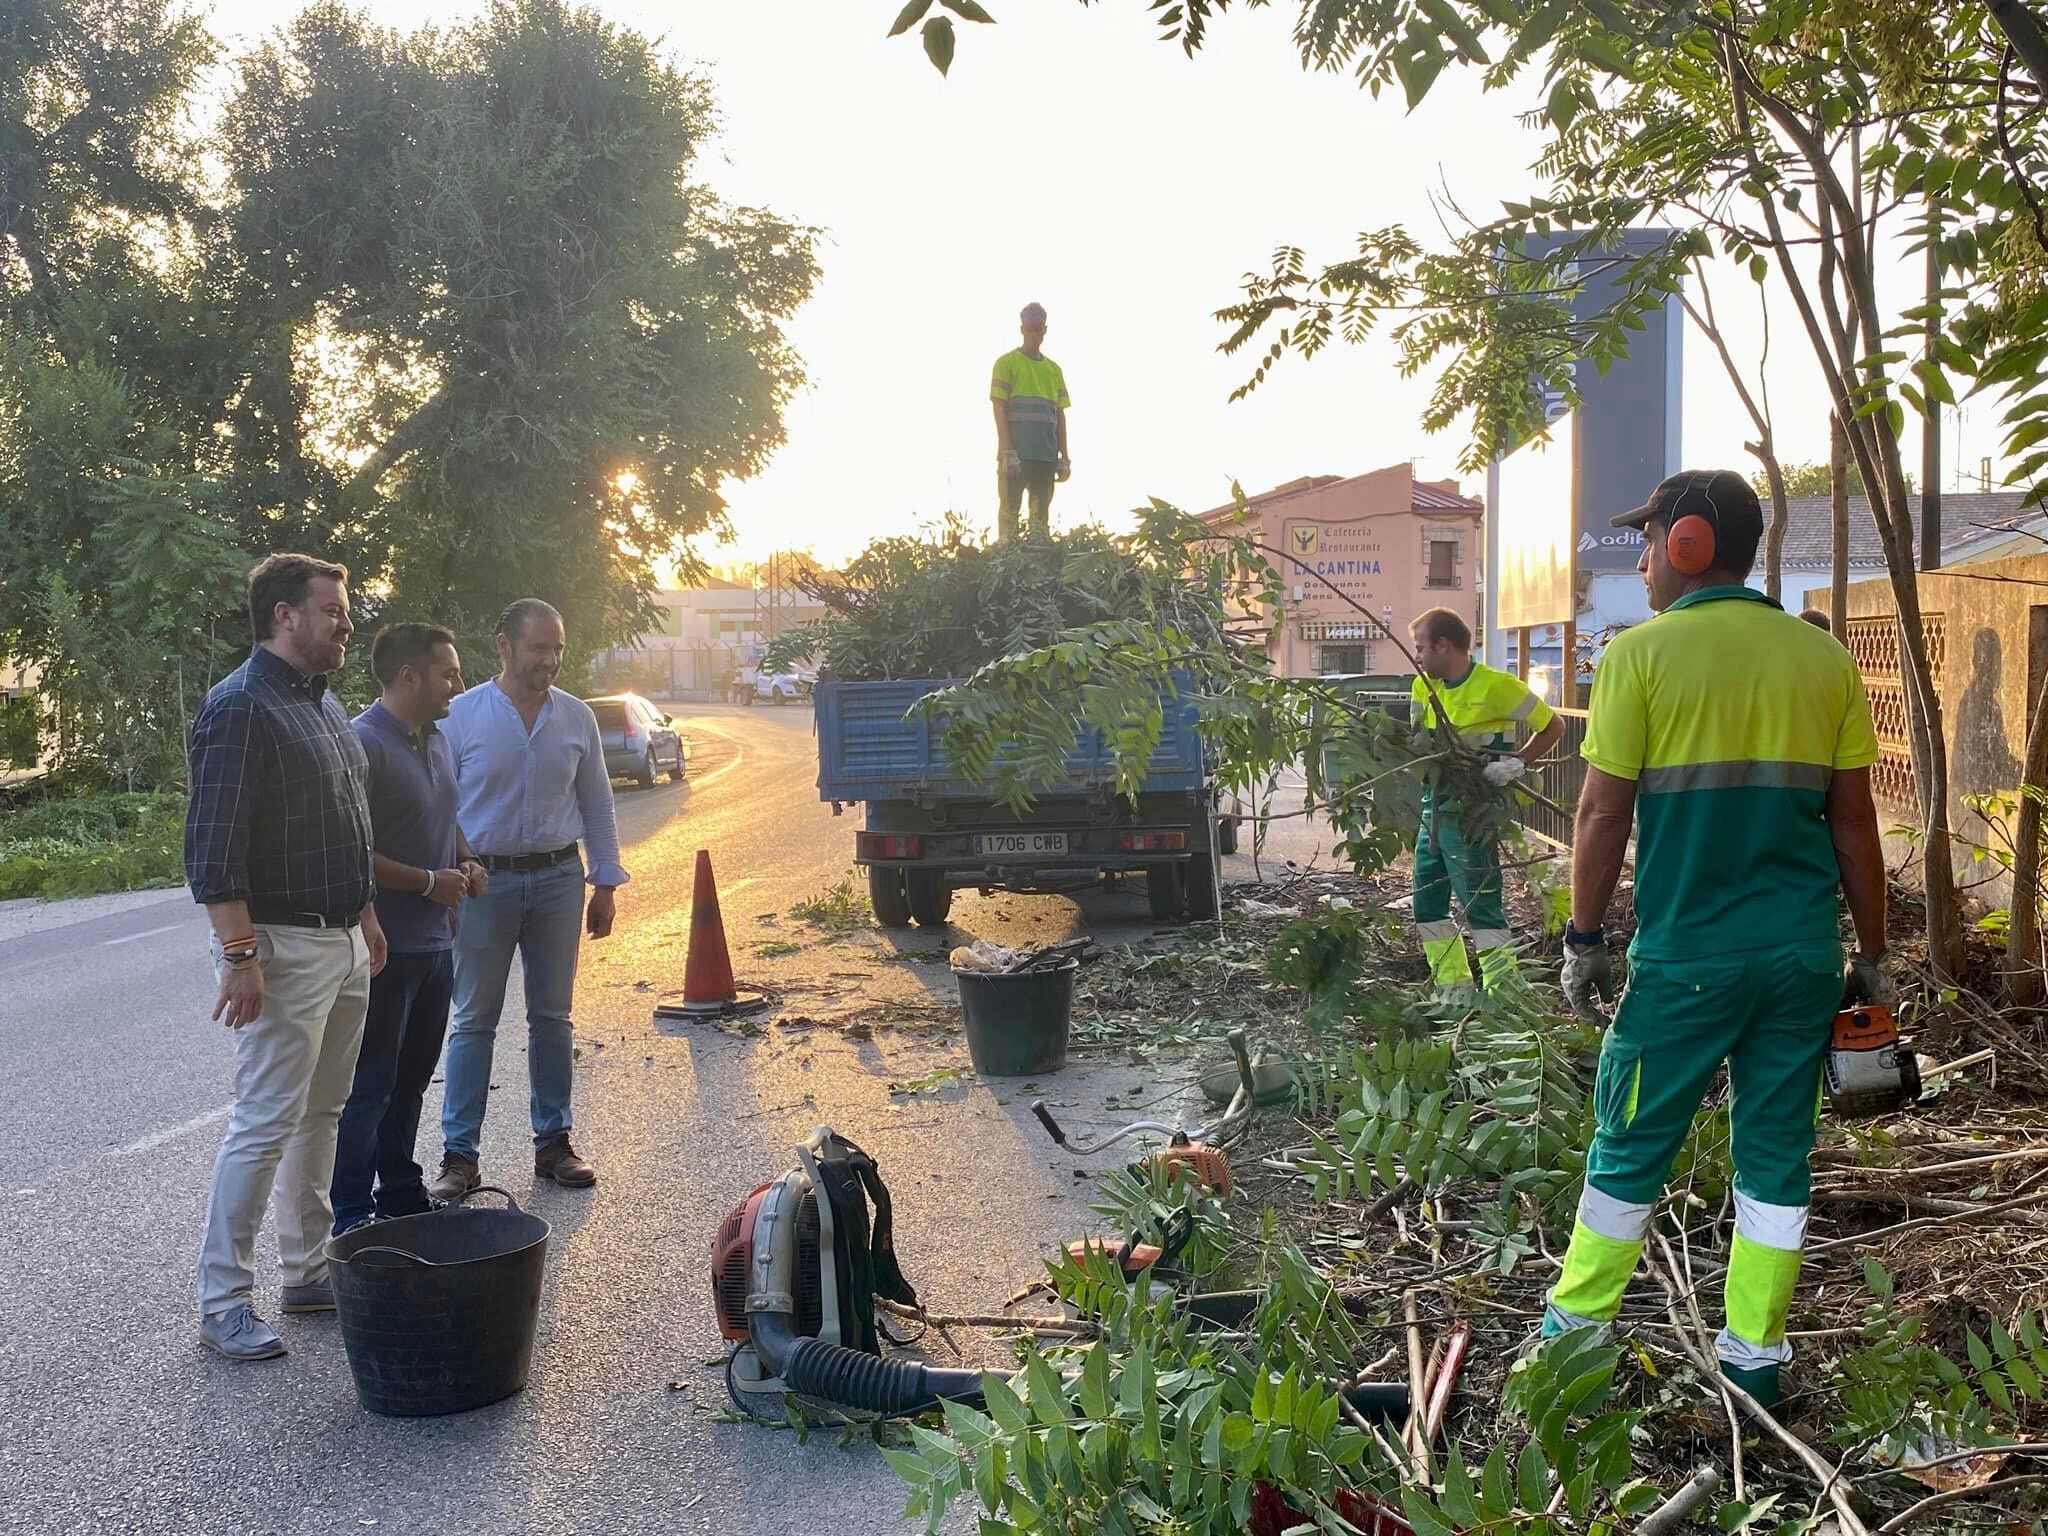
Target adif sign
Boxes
[1494,414,1575,630]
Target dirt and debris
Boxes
[993,854,2048,1535]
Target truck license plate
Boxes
[974,832,1069,857]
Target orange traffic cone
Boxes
[683,849,736,1006]
[655,851,768,1020]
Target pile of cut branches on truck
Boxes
[762,516,1247,682]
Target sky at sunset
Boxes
[206,0,2007,572]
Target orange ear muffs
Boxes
[1666,513,1716,575]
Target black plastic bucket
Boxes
[325,1187,549,1417]
[955,960,1076,1076]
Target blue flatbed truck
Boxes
[813,678,1231,927]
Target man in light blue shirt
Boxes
[430,598,628,1194]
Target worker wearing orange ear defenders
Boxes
[1546,470,1892,1409]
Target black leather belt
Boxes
[251,909,362,930]
[477,843,579,873]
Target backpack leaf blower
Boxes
[711,1128,984,1421]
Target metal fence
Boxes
[1513,707,1589,849]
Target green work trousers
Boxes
[1545,941,1842,1398]
[998,459,1056,541]
[1411,793,1512,986]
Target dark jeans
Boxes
[330,948,454,1234]
[998,458,1057,540]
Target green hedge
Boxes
[0,790,187,901]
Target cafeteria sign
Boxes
[1285,520,1386,605]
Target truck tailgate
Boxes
[815,678,1204,801]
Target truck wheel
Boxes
[869,868,912,927]
[1185,856,1219,920]
[905,869,953,927]
[1216,816,1239,856]
[1146,865,1184,921]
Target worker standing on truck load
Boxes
[1546,470,1891,1409]
[990,301,1071,541]
[1407,606,1564,987]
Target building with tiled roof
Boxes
[1198,463,1484,677]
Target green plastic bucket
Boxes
[954,960,1076,1076]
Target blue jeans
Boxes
[441,859,584,1160]
[330,948,453,1234]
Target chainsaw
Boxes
[710,1127,983,1422]
[1030,1028,1256,1279]
[1824,1003,1921,1117]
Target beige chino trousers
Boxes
[196,924,370,1317]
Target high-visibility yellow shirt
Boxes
[1410,660,1555,756]
[990,349,1070,463]
[1581,586,1879,960]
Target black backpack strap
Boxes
[850,1149,918,1309]
[815,1153,881,1354]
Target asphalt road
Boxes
[0,702,1297,1536]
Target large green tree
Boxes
[1,0,815,785]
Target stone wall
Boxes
[1808,553,2048,907]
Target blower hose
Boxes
[749,1312,984,1417]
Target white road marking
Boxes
[100,922,185,947]
[107,1104,232,1158]
[690,740,748,789]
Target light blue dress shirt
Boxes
[442,682,629,887]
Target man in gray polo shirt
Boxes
[329,624,487,1236]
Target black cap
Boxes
[1613,469,1763,544]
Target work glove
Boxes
[1055,454,1072,483]
[1842,950,1899,1011]
[1561,932,1616,1016]
[1482,757,1528,788]
[1001,448,1021,477]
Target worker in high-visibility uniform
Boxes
[990,302,1071,542]
[1407,606,1564,987]
[1549,470,1892,1409]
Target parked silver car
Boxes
[586,693,688,788]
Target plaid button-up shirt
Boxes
[183,646,375,916]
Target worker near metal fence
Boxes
[1406,606,1563,987]
[990,301,1071,541]
[1547,470,1892,1409]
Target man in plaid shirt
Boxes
[184,553,387,1362]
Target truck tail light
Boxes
[857,833,923,860]
[1118,831,1186,853]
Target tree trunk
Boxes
[1730,43,1965,974]
[1830,414,1850,627]
[1922,215,1943,571]
[1855,407,1967,978]
[2008,652,2048,1006]
[1983,0,2048,90]
[1759,448,1789,601]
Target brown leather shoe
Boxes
[535,1136,597,1188]
[426,1153,479,1203]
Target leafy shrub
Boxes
[0,790,185,899]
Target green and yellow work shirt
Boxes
[990,349,1070,463]
[1409,660,1555,758]
[1581,586,1879,962]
